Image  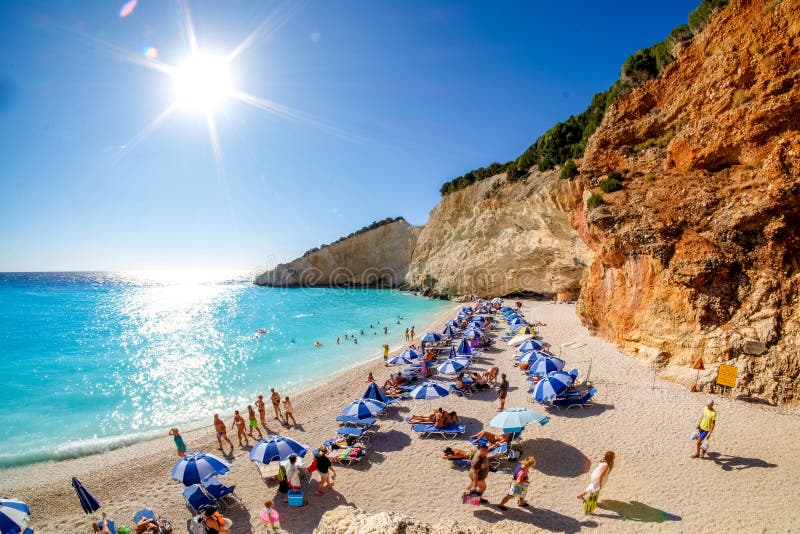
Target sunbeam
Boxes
[205,112,226,181]
[177,0,200,55]
[111,102,179,165]
[226,1,302,63]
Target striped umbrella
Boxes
[341,398,386,418]
[0,499,32,534]
[437,359,465,375]
[171,452,230,485]
[532,371,574,403]
[463,328,482,339]
[408,381,450,400]
[490,407,549,432]
[517,339,544,352]
[388,353,415,365]
[71,477,100,514]
[528,355,566,376]
[362,381,389,403]
[456,338,473,355]
[398,348,422,360]
[249,436,309,465]
[517,350,542,365]
[442,325,458,337]
[421,332,443,344]
[444,320,459,327]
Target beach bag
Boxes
[583,492,599,514]
[307,457,317,473]
[462,490,481,506]
[689,430,699,441]
[276,464,287,482]
[700,439,710,452]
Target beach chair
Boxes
[449,385,474,398]
[336,425,373,446]
[411,423,466,439]
[568,368,580,382]
[182,484,216,514]
[335,415,376,428]
[202,475,240,510]
[330,446,367,465]
[553,388,596,409]
[92,519,118,534]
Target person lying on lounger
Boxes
[442,446,475,460]
[409,408,444,424]
[470,430,511,444]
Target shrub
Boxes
[587,193,604,209]
[607,171,623,182]
[688,0,729,34]
[599,178,623,193]
[506,166,527,182]
[560,159,579,180]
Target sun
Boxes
[172,54,232,111]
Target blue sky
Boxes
[0,0,700,271]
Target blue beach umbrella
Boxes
[362,381,389,403]
[476,307,488,314]
[528,355,566,376]
[71,477,100,514]
[518,339,544,352]
[463,328,482,340]
[249,436,309,465]
[508,317,526,326]
[398,348,422,360]
[442,325,458,337]
[0,499,33,534]
[445,320,459,327]
[437,359,465,375]
[517,351,541,365]
[532,371,574,403]
[341,398,387,418]
[500,306,513,312]
[490,407,549,432]
[456,338,473,355]
[388,353,416,365]
[421,332,443,344]
[461,306,473,312]
[172,452,230,485]
[409,381,450,400]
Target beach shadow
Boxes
[369,429,411,452]
[545,403,615,418]
[597,500,681,523]
[474,506,594,533]
[705,452,777,471]
[225,505,254,533]
[275,486,353,533]
[521,438,590,478]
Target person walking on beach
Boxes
[169,427,187,457]
[247,405,264,440]
[256,394,267,430]
[213,414,234,454]
[270,388,282,420]
[465,444,491,504]
[405,328,409,341]
[497,373,509,411]
[383,344,390,366]
[231,410,249,447]
[498,456,535,510]
[692,399,716,458]
[283,396,297,426]
[578,451,615,513]
[410,326,415,340]
[313,446,336,495]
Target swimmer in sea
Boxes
[314,341,322,348]
[336,337,340,344]
[213,413,234,454]
[360,329,364,335]
[384,326,388,334]
[354,338,358,344]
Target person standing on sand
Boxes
[271,388,282,420]
[247,405,264,440]
[213,414,234,454]
[314,446,336,495]
[465,444,491,504]
[283,396,297,426]
[692,399,716,458]
[256,394,267,429]
[410,326,415,340]
[498,456,535,510]
[405,328,409,341]
[231,410,249,447]
[169,428,187,457]
[497,373,509,411]
[383,344,390,366]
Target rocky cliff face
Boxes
[255,220,419,287]
[574,0,800,400]
[405,171,592,299]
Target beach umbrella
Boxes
[463,328,482,340]
[408,381,450,400]
[517,339,544,352]
[249,436,309,465]
[437,359,465,375]
[442,325,458,337]
[500,306,513,312]
[507,333,532,346]
[456,338,473,356]
[527,355,566,376]
[508,317,526,326]
[461,306,473,312]
[341,398,387,419]
[71,477,100,515]
[517,350,541,365]
[532,371,574,403]
[470,315,486,323]
[476,307,488,314]
[399,348,422,360]
[515,325,536,335]
[0,499,32,534]
[491,298,503,304]
[421,332,443,344]
[446,346,458,359]
[445,320,459,327]
[388,353,416,365]
[362,381,389,403]
[172,452,230,485]
[490,407,549,432]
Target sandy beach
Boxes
[2,300,799,533]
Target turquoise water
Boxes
[0,272,451,468]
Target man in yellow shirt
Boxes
[692,399,716,458]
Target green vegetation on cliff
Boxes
[302,217,407,257]
[439,0,729,196]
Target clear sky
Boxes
[0,0,700,271]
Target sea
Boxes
[0,271,451,468]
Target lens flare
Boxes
[144,46,158,60]
[119,0,138,18]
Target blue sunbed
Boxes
[411,423,466,439]
[335,415,376,428]
[182,484,215,514]
[553,387,597,409]
[202,475,239,509]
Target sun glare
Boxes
[173,54,232,111]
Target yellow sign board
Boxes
[717,364,738,388]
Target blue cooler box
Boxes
[288,490,304,507]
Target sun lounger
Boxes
[335,415,376,428]
[336,425,373,446]
[411,423,466,439]
[92,518,118,534]
[329,446,367,465]
[202,475,240,509]
[553,387,596,409]
[449,385,474,398]
[182,484,216,514]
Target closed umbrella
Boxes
[0,499,33,534]
[249,436,309,465]
[532,371,574,403]
[442,325,458,337]
[341,398,386,419]
[408,381,450,400]
[172,452,230,485]
[456,338,473,356]
[362,381,389,403]
[517,339,544,352]
[490,407,549,432]
[71,477,100,515]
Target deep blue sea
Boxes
[0,272,450,468]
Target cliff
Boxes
[255,219,419,287]
[574,0,800,400]
[405,170,591,298]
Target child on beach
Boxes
[259,500,280,531]
[283,396,297,426]
[498,456,535,510]
[247,405,264,440]
[168,428,186,457]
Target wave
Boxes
[292,313,315,318]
